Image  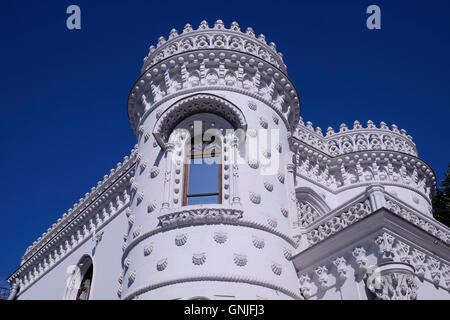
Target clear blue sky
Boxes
[1,0,449,286]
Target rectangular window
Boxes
[183,142,222,206]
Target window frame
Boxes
[182,141,222,206]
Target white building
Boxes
[7,20,450,300]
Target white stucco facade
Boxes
[7,20,450,300]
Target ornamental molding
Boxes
[9,149,138,293]
[365,262,418,300]
[301,189,449,248]
[121,206,297,265]
[294,118,417,157]
[296,232,450,299]
[152,93,248,148]
[121,274,302,300]
[141,20,287,74]
[292,140,435,201]
[128,48,300,134]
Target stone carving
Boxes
[267,217,278,229]
[252,236,265,249]
[280,208,288,218]
[352,247,368,273]
[128,270,136,285]
[314,266,331,289]
[295,118,417,157]
[384,197,449,244]
[214,231,228,244]
[365,263,418,300]
[299,274,313,298]
[277,171,285,184]
[259,117,268,129]
[375,233,396,261]
[175,234,188,246]
[307,200,371,246]
[296,201,322,228]
[283,247,292,260]
[248,158,259,169]
[158,208,243,227]
[147,200,157,213]
[156,258,168,271]
[143,244,153,256]
[271,263,282,275]
[333,257,350,280]
[234,254,248,267]
[249,192,261,204]
[192,253,206,265]
[150,166,160,178]
[248,101,257,111]
[263,181,273,192]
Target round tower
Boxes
[121,20,301,300]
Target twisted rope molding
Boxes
[122,274,302,300]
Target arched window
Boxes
[183,135,222,206]
[64,255,94,300]
[76,263,93,300]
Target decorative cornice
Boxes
[8,147,138,289]
[292,140,435,201]
[294,118,417,157]
[128,49,300,134]
[141,20,286,74]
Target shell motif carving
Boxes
[118,274,123,284]
[267,217,278,228]
[283,247,292,260]
[147,200,157,213]
[144,244,153,256]
[192,253,206,265]
[252,236,265,249]
[132,226,141,239]
[153,141,158,148]
[234,254,248,267]
[128,270,136,285]
[248,158,259,169]
[259,117,268,129]
[249,192,261,204]
[214,231,228,244]
[175,234,188,246]
[156,258,168,271]
[264,181,273,192]
[131,182,139,193]
[137,192,144,204]
[150,166,160,178]
[117,287,122,298]
[128,214,135,226]
[281,208,289,218]
[139,160,147,172]
[248,101,257,111]
[272,114,279,125]
[277,171,285,184]
[124,257,131,269]
[144,131,151,142]
[122,243,127,252]
[271,263,282,275]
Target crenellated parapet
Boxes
[141,20,286,75]
[294,118,418,157]
[291,118,435,201]
[127,20,300,135]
